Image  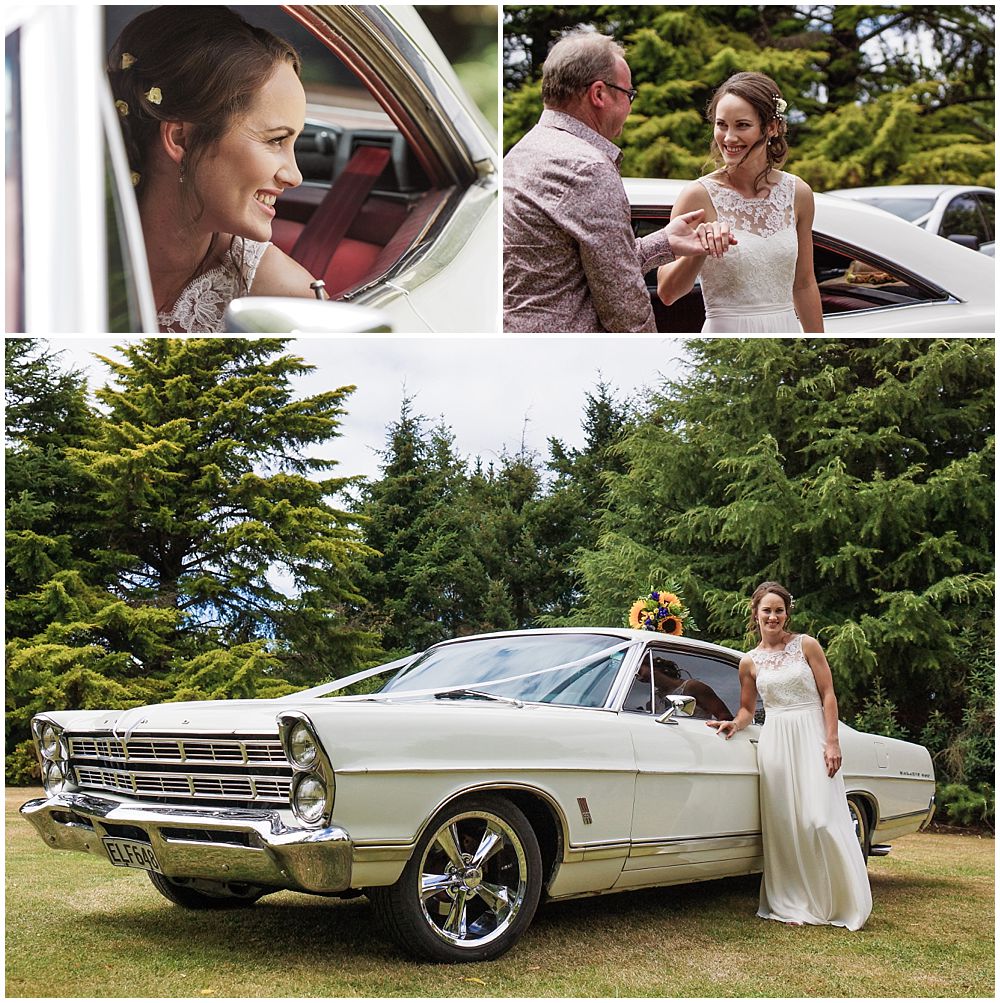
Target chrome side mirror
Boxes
[224,297,392,333]
[656,694,697,725]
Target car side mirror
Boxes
[946,233,980,251]
[655,694,696,725]
[224,297,392,333]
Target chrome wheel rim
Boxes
[417,809,528,949]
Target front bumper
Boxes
[20,792,353,893]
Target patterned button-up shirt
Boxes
[503,109,675,333]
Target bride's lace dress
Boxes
[751,634,872,929]
[697,171,802,333]
[158,237,270,333]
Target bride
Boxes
[108,7,321,333]
[657,72,824,333]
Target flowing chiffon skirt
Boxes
[756,702,872,929]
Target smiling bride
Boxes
[656,71,824,333]
[108,6,321,332]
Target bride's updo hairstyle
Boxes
[706,71,789,193]
[107,5,300,216]
[748,580,793,637]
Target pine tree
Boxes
[6,339,374,782]
[354,400,497,654]
[573,338,994,733]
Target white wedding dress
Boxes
[158,237,270,333]
[751,634,872,929]
[697,171,803,333]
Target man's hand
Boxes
[665,209,737,259]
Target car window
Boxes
[974,193,994,241]
[623,648,744,721]
[812,240,949,314]
[860,197,934,223]
[5,27,23,332]
[941,193,988,243]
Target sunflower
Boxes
[628,599,648,629]
[661,616,683,635]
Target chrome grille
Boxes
[68,732,292,807]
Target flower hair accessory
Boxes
[115,100,129,118]
[120,52,136,70]
[627,587,697,636]
[145,86,163,105]
[773,94,787,117]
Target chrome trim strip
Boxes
[880,806,936,823]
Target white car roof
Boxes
[623,176,995,305]
[824,184,995,199]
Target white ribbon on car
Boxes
[285,639,642,702]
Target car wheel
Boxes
[369,794,543,963]
[147,871,268,909]
[847,795,871,863]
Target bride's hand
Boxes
[664,210,737,259]
[706,719,738,740]
[694,220,735,259]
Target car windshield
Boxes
[379,633,632,708]
[859,197,936,222]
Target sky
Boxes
[47,336,691,485]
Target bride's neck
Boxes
[138,181,218,307]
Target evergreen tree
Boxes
[535,380,638,619]
[503,6,995,188]
[6,339,373,782]
[354,400,497,654]
[573,339,994,734]
[5,340,98,636]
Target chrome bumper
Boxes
[20,792,353,894]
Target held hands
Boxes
[665,209,737,259]
[824,740,842,777]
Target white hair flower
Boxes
[145,86,162,105]
[774,96,788,116]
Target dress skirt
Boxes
[756,702,872,929]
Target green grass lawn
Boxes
[6,787,994,997]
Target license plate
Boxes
[103,837,162,873]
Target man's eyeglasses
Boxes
[597,81,638,104]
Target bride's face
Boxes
[191,62,306,242]
[756,592,788,638]
[713,93,768,172]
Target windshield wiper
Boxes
[434,688,524,708]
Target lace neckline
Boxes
[702,171,787,202]
[752,633,801,655]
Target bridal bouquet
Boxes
[627,587,696,635]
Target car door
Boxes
[615,644,762,889]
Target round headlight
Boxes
[39,723,62,760]
[288,720,318,769]
[292,773,327,824]
[43,759,71,795]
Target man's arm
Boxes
[557,161,660,332]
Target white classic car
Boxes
[6,4,497,334]
[22,628,936,962]
[626,177,995,333]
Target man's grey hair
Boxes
[541,28,625,107]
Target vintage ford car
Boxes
[22,628,936,962]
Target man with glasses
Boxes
[504,29,729,333]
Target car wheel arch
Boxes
[414,782,568,892]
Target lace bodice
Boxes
[158,237,269,333]
[751,634,821,710]
[697,171,798,313]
